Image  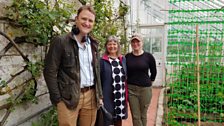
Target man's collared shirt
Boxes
[75,36,94,88]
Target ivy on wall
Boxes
[5,0,75,46]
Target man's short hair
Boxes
[77,5,96,16]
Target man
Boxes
[43,5,103,126]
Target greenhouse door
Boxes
[140,25,166,87]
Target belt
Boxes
[81,85,95,93]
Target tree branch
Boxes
[0,17,25,27]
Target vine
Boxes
[5,0,75,46]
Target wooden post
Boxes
[196,24,201,126]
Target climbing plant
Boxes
[165,0,224,125]
[91,0,129,53]
[5,0,75,46]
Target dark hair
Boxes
[104,36,121,56]
[77,5,96,16]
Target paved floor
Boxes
[122,87,162,126]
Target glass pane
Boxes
[141,28,163,54]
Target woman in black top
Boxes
[125,33,157,126]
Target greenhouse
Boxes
[0,0,223,126]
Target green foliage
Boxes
[0,78,7,88]
[5,0,129,51]
[0,78,7,95]
[20,80,38,104]
[166,63,224,123]
[5,79,38,107]
[119,2,129,17]
[5,0,75,46]
[90,0,129,53]
[32,107,58,126]
[27,61,44,78]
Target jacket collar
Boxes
[102,54,123,62]
[68,32,98,45]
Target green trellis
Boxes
[165,0,224,125]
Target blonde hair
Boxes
[104,36,121,56]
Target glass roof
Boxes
[126,0,223,41]
[168,0,224,41]
[126,0,224,25]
